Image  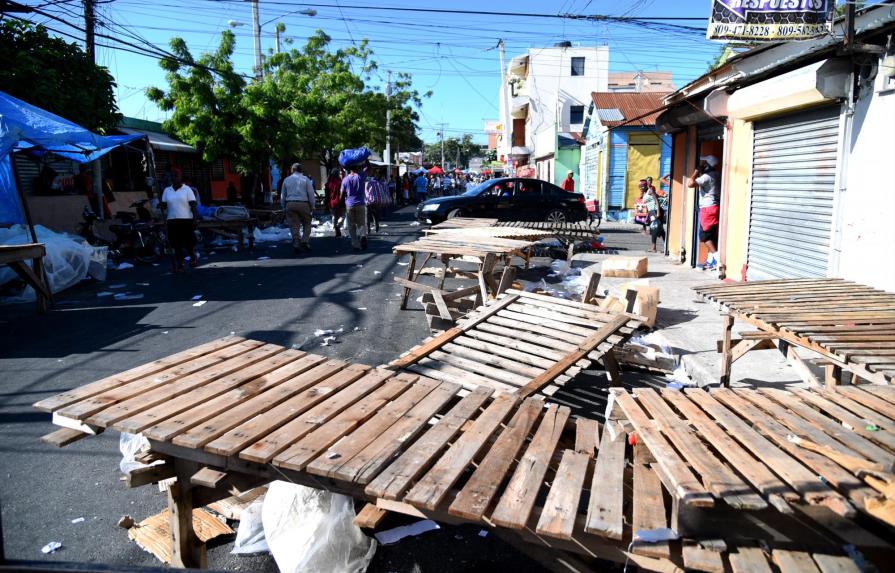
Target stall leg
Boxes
[824,364,843,388]
[719,314,734,387]
[33,256,50,314]
[602,348,622,387]
[167,460,206,569]
[400,253,416,310]
[437,255,450,290]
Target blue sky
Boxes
[20,0,725,144]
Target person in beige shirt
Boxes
[280,163,316,254]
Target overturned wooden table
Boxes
[695,278,895,386]
[0,243,51,313]
[34,336,884,572]
[197,218,257,251]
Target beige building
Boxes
[608,71,674,93]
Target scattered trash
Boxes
[257,256,271,261]
[231,497,268,554]
[96,291,114,298]
[117,515,135,529]
[349,289,363,293]
[191,295,203,301]
[114,293,144,301]
[356,264,363,268]
[41,541,62,554]
[397,262,409,266]
[71,517,85,524]
[136,282,150,286]
[314,329,333,337]
[374,270,381,275]
[478,530,488,538]
[353,326,360,331]
[374,519,439,545]
[108,283,126,289]
[262,481,376,573]
[127,508,232,564]
[253,226,293,243]
[866,424,880,432]
[409,221,420,226]
[357,307,367,311]
[162,331,169,335]
[321,336,336,346]
[193,300,207,307]
[116,262,134,271]
[633,528,679,543]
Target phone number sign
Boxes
[707,0,834,42]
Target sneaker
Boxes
[360,237,368,250]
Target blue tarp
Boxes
[0,91,143,163]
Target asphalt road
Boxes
[0,206,565,572]
[0,209,657,571]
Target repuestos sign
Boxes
[707,0,834,42]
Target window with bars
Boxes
[570,57,585,76]
[570,105,585,124]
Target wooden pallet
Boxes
[391,289,642,396]
[35,339,886,572]
[694,278,895,386]
[0,243,51,313]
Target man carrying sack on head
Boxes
[281,163,316,255]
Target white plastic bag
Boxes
[119,432,152,474]
[232,497,269,554]
[261,481,376,573]
[0,224,92,299]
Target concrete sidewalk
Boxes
[576,223,804,389]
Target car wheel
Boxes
[545,209,567,223]
[447,208,468,219]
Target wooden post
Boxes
[437,255,450,290]
[400,253,416,310]
[719,313,734,388]
[496,265,516,296]
[824,364,842,388]
[167,460,206,569]
[32,256,50,314]
[624,289,638,313]
[602,348,622,387]
[581,272,601,305]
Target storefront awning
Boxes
[118,127,196,153]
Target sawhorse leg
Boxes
[602,348,622,387]
[719,313,734,387]
[399,253,417,310]
[168,459,207,569]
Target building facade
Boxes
[580,92,671,218]
[658,4,895,292]
[498,43,609,187]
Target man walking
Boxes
[687,155,721,270]
[280,163,316,254]
[341,162,369,251]
[413,171,428,203]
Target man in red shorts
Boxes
[687,155,720,270]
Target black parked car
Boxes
[417,177,588,224]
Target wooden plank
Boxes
[478,318,582,349]
[574,417,600,456]
[811,554,861,573]
[682,544,724,573]
[660,389,796,509]
[584,420,627,540]
[365,386,493,501]
[404,392,519,510]
[793,389,895,452]
[139,353,328,442]
[635,389,766,510]
[448,397,544,520]
[773,550,822,573]
[40,427,91,448]
[407,360,516,394]
[838,386,895,422]
[203,364,372,456]
[390,294,520,369]
[534,449,588,540]
[34,336,245,412]
[451,335,555,369]
[126,463,177,488]
[631,444,670,559]
[490,404,571,527]
[683,389,844,509]
[86,343,285,428]
[582,272,602,304]
[353,504,388,529]
[815,387,895,430]
[431,290,454,320]
[729,547,773,573]
[518,315,630,399]
[190,467,226,488]
[274,376,416,471]
[612,390,713,507]
[429,349,532,387]
[239,368,394,464]
[322,380,461,484]
[170,360,352,449]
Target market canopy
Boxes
[0,90,143,163]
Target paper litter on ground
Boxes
[41,541,62,554]
[116,262,134,270]
[108,283,126,289]
[126,508,232,564]
[71,517,85,524]
[257,256,271,260]
[114,293,144,301]
[193,300,207,307]
[314,329,333,337]
[374,519,439,545]
[253,226,292,243]
[191,295,203,301]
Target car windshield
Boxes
[462,181,497,196]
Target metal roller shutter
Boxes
[747,105,840,281]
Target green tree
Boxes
[423,134,481,168]
[146,31,246,168]
[0,20,121,131]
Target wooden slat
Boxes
[612,390,713,506]
[630,444,670,559]
[584,421,626,540]
[190,467,226,488]
[170,360,351,449]
[793,389,895,452]
[490,404,570,528]
[574,417,600,456]
[448,397,544,520]
[353,504,388,529]
[404,392,519,510]
[811,554,861,573]
[54,340,258,420]
[518,315,630,399]
[407,360,516,394]
[838,386,895,422]
[682,544,725,573]
[239,368,394,464]
[140,354,328,442]
[728,547,773,573]
[429,349,532,387]
[323,380,461,484]
[41,427,91,448]
[477,319,580,350]
[274,376,416,471]
[365,387,493,501]
[534,449,588,540]
[34,336,244,412]
[773,550,822,573]
[451,335,555,369]
[203,364,373,456]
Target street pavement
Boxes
[0,207,551,571]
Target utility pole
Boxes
[83,0,95,63]
[251,0,262,79]
[385,70,392,179]
[498,39,512,172]
[438,123,446,168]
[275,25,281,54]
